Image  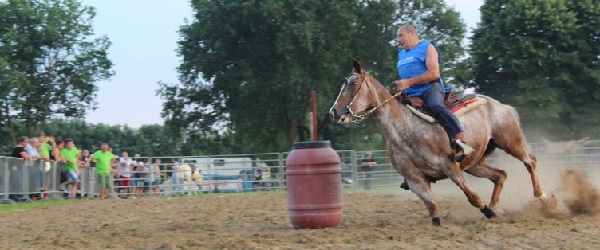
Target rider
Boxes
[393,24,471,161]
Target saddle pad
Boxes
[407,96,488,123]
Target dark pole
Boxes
[311,91,317,141]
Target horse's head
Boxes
[329,60,377,124]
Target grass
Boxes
[0,185,407,216]
[0,199,83,216]
[0,190,285,216]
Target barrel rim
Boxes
[292,141,331,149]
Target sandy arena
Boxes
[1,169,600,249]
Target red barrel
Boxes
[286,141,342,229]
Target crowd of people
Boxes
[8,132,170,200]
[6,132,285,201]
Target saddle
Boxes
[398,91,475,114]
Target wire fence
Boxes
[1,140,598,203]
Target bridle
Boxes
[345,72,404,123]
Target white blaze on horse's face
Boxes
[330,73,371,124]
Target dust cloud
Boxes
[558,169,600,216]
[519,169,600,218]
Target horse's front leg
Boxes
[406,175,441,226]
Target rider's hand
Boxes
[396,79,411,90]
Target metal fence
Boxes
[1,140,598,203]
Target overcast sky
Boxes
[82,0,484,128]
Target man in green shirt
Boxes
[61,139,80,198]
[91,143,117,199]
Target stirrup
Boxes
[451,139,474,162]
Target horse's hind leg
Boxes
[495,137,545,198]
[512,148,544,198]
[466,161,507,211]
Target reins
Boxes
[346,72,404,124]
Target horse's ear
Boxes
[352,59,362,74]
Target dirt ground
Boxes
[1,170,600,250]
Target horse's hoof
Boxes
[480,205,496,219]
[539,194,558,209]
[432,217,441,226]
[400,182,409,190]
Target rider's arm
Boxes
[405,43,440,87]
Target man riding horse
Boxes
[393,24,471,162]
[329,25,553,226]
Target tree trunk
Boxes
[41,53,54,132]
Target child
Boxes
[237,176,243,193]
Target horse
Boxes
[178,163,203,195]
[330,60,553,225]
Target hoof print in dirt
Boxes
[480,205,496,219]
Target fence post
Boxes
[21,160,32,202]
[351,150,358,190]
[1,157,15,204]
[148,157,154,197]
[278,152,284,190]
[206,156,212,193]
[51,161,62,200]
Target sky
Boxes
[83,0,484,128]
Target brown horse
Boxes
[330,60,551,226]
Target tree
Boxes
[160,0,467,153]
[0,0,113,144]
[471,0,600,140]
[0,119,180,157]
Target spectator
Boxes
[253,168,262,190]
[133,157,146,199]
[237,176,243,193]
[194,169,203,193]
[171,158,183,196]
[79,150,93,198]
[274,174,282,191]
[38,133,56,197]
[53,140,65,161]
[149,159,164,197]
[91,143,117,199]
[25,138,43,161]
[61,139,81,199]
[118,151,134,198]
[360,152,377,190]
[25,137,44,199]
[11,137,30,159]
[53,140,68,191]
[9,137,30,202]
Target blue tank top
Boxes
[397,41,450,97]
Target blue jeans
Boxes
[172,175,182,194]
[422,83,463,139]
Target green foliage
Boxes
[0,199,81,216]
[0,0,114,144]
[471,0,600,140]
[160,0,467,153]
[0,119,179,157]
